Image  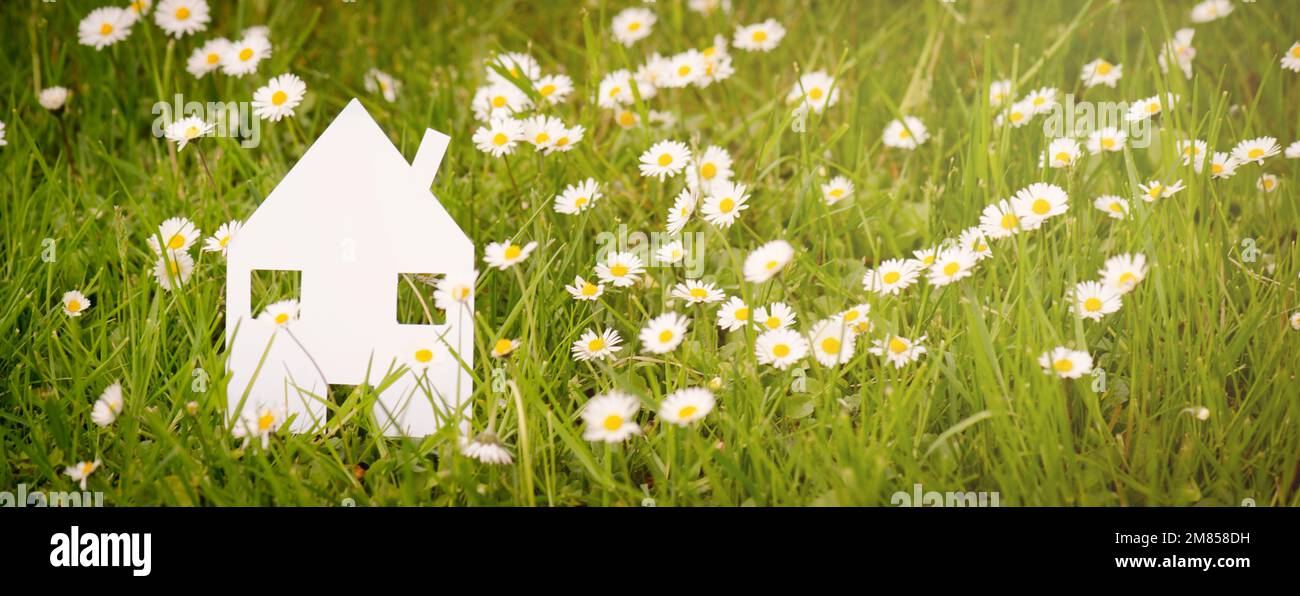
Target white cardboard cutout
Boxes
[225,98,473,437]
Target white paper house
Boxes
[225,98,472,437]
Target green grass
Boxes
[3,0,1298,506]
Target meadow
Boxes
[2,0,1299,506]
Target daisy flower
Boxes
[1210,152,1240,179]
[1284,43,1300,73]
[1024,87,1058,114]
[958,227,993,261]
[124,0,152,23]
[1044,137,1081,168]
[64,460,100,490]
[754,302,796,332]
[152,251,194,291]
[787,71,840,113]
[611,7,656,47]
[1126,94,1174,122]
[581,391,641,443]
[364,68,402,102]
[202,220,242,256]
[909,246,941,270]
[1086,127,1127,154]
[1080,59,1122,88]
[534,74,574,105]
[635,53,671,93]
[659,388,715,427]
[716,296,751,331]
[1137,179,1185,202]
[39,87,70,112]
[988,79,1012,106]
[639,140,691,180]
[78,6,134,50]
[928,247,978,287]
[998,100,1034,128]
[640,312,690,354]
[251,73,306,121]
[1159,29,1196,79]
[700,181,750,228]
[597,70,635,109]
[666,187,698,235]
[61,290,91,317]
[1291,312,1300,331]
[1093,195,1129,220]
[565,275,604,301]
[1191,0,1234,23]
[257,299,299,327]
[148,216,201,254]
[163,116,214,152]
[234,403,284,448]
[656,240,687,265]
[821,176,854,205]
[1178,139,1209,172]
[546,124,584,155]
[462,431,513,465]
[482,239,537,270]
[1039,347,1092,379]
[755,328,808,370]
[595,251,645,288]
[1071,280,1122,321]
[671,280,725,305]
[403,338,450,373]
[867,335,927,369]
[523,115,565,152]
[1099,253,1148,294]
[743,240,794,283]
[491,338,520,359]
[155,0,208,38]
[664,50,707,88]
[613,108,641,129]
[485,51,541,85]
[432,270,476,311]
[733,19,785,52]
[1231,137,1281,165]
[979,199,1024,239]
[472,117,524,157]
[841,304,873,335]
[807,317,856,367]
[686,145,734,193]
[186,38,231,78]
[882,116,929,150]
[222,35,272,77]
[863,258,920,296]
[1285,141,1300,159]
[553,178,601,215]
[1257,174,1279,193]
[92,382,124,428]
[1013,182,1069,228]
[573,328,622,362]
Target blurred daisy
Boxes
[581,391,641,443]
[64,460,100,490]
[1024,87,1058,114]
[251,73,306,121]
[979,199,1024,238]
[958,227,992,261]
[1126,94,1175,122]
[743,240,794,283]
[755,328,807,370]
[572,328,623,362]
[717,297,751,331]
[234,403,284,448]
[553,178,601,215]
[473,84,531,122]
[754,302,796,331]
[989,79,1012,106]
[1039,347,1092,379]
[1013,182,1069,228]
[733,19,785,52]
[788,71,839,113]
[486,51,540,85]
[656,240,687,265]
[523,115,565,152]
[640,312,690,354]
[882,116,929,150]
[547,124,584,155]
[1093,195,1129,220]
[163,116,214,152]
[999,100,1034,128]
[1099,253,1147,294]
[1044,137,1081,168]
[928,248,978,287]
[186,38,230,78]
[483,239,537,270]
[1231,137,1280,165]
[868,335,927,369]
[1285,141,1300,159]
[1191,0,1233,23]
[202,220,242,256]
[613,108,640,129]
[841,304,873,335]
[62,290,91,317]
[1284,43,1300,72]
[364,68,402,102]
[665,50,707,88]
[666,188,698,235]
[257,299,299,327]
[148,216,200,254]
[404,339,450,373]
[1257,174,1279,193]
[1086,127,1127,154]
[152,251,195,291]
[1072,280,1122,321]
[635,53,671,93]
[659,388,715,427]
[155,0,208,38]
[686,145,733,193]
[78,7,133,49]
[1178,139,1209,172]
[433,270,476,311]
[1137,179,1184,202]
[39,87,70,111]
[863,258,920,296]
[700,181,750,228]
[639,140,691,180]
[672,280,725,305]
[1080,59,1122,88]
[491,338,520,359]
[821,176,854,205]
[92,382,124,427]
[1210,152,1240,179]
[909,246,941,270]
[808,317,856,367]
[595,251,645,288]
[222,35,271,77]
[1291,312,1300,331]
[534,74,573,105]
[462,431,513,465]
[1158,29,1196,79]
[612,7,656,46]
[125,0,152,22]
[597,70,635,109]
[565,275,604,301]
[472,117,524,157]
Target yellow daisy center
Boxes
[539,84,556,96]
[883,271,901,284]
[581,283,598,296]
[609,264,629,277]
[100,23,114,35]
[1096,61,1112,75]
[898,129,911,140]
[81,462,96,475]
[734,307,750,321]
[843,310,860,322]
[658,329,674,343]
[719,198,735,213]
[414,348,433,363]
[772,343,790,357]
[492,133,508,146]
[1248,148,1264,159]
[491,96,507,108]
[1032,96,1045,106]
[678,65,692,76]
[1053,358,1074,373]
[1054,151,1071,164]
[1101,137,1115,149]
[493,339,513,355]
[239,48,254,62]
[1109,202,1124,213]
[167,233,186,249]
[627,21,641,32]
[1084,297,1102,312]
[922,255,936,265]
[678,406,697,419]
[274,313,290,324]
[820,337,841,354]
[618,111,636,126]
[534,132,550,144]
[184,126,199,139]
[1146,102,1159,114]
[555,137,569,147]
[1292,46,1300,58]
[602,414,623,431]
[504,245,522,260]
[700,163,717,179]
[764,259,778,270]
[765,317,781,329]
[176,7,191,20]
[829,188,844,198]
[206,53,220,64]
[689,288,707,299]
[1147,185,1162,198]
[455,286,471,300]
[658,153,673,167]
[1032,198,1051,215]
[271,90,288,106]
[588,338,605,351]
[888,338,908,354]
[1119,272,1136,286]
[1010,111,1024,123]
[1211,163,1223,174]
[258,412,275,431]
[67,299,82,312]
[943,262,960,277]
[809,87,824,100]
[574,196,587,208]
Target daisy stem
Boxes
[196,147,227,218]
[503,153,522,198]
[57,116,78,179]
